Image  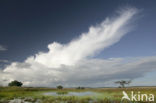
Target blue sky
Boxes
[0,0,156,87]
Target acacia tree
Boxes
[115,80,131,88]
[8,80,23,87]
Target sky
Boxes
[0,0,156,87]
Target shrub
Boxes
[8,80,23,87]
[76,86,85,89]
[57,85,63,89]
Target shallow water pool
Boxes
[44,91,97,96]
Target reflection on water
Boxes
[44,91,97,96]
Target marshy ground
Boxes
[0,86,156,103]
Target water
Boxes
[9,98,41,103]
[44,91,97,96]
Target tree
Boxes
[115,80,131,88]
[57,85,63,89]
[8,80,23,87]
[76,86,85,89]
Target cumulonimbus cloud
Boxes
[30,7,137,68]
[2,7,154,87]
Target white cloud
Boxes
[0,45,7,51]
[32,7,137,68]
[1,7,151,87]
[1,56,156,87]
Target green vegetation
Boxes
[8,80,23,87]
[56,91,68,95]
[0,86,156,103]
[115,80,131,88]
[76,86,85,89]
[57,85,63,89]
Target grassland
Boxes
[0,86,156,103]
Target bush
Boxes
[57,85,63,89]
[8,80,23,87]
[76,86,85,89]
